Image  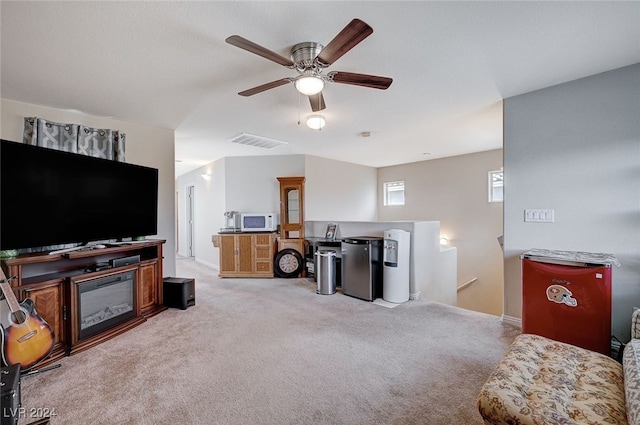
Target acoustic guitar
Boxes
[0,267,54,370]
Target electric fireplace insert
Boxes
[76,271,136,340]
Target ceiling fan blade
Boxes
[331,71,393,90]
[238,79,291,97]
[226,35,294,67]
[308,92,326,112]
[316,19,373,66]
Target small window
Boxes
[488,170,503,202]
[384,181,405,206]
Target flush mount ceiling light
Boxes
[306,115,326,130]
[294,71,325,96]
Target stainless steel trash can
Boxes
[315,250,336,295]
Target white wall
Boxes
[175,158,226,267]
[377,149,504,316]
[176,154,378,269]
[1,98,177,276]
[225,155,305,213]
[175,155,305,269]
[306,220,457,303]
[503,63,640,341]
[305,155,378,221]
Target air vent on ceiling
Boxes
[228,133,288,149]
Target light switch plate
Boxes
[524,209,554,222]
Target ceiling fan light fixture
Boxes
[295,73,324,96]
[306,115,326,130]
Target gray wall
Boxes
[503,63,640,341]
[377,149,504,316]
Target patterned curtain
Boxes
[79,125,116,159]
[24,117,78,153]
[24,117,126,162]
[114,131,126,162]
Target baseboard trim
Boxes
[501,315,522,328]
[409,291,421,301]
[195,258,218,270]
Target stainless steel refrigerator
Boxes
[341,237,383,301]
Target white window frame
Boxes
[383,180,405,206]
[488,170,503,203]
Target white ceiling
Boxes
[2,2,639,177]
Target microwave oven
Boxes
[240,212,279,232]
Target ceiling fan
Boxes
[225,18,393,112]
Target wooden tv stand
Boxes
[1,239,166,367]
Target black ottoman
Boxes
[163,277,195,310]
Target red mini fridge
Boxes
[521,249,617,355]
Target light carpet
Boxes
[17,258,519,425]
[372,298,401,308]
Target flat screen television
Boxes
[0,139,158,251]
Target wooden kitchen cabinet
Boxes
[218,233,276,277]
[253,233,276,274]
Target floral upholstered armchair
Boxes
[478,309,640,425]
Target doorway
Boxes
[186,185,195,258]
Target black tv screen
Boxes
[0,139,158,251]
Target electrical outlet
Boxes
[524,209,554,222]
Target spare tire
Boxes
[274,248,304,278]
